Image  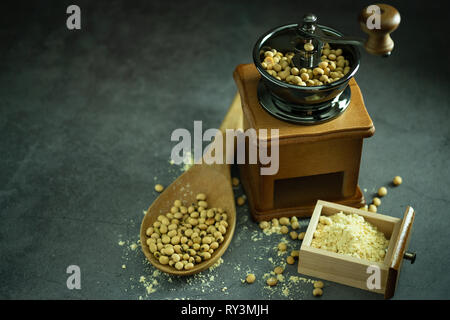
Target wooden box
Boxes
[298,200,416,299]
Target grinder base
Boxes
[239,163,365,221]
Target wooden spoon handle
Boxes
[219,93,243,134]
[202,93,243,171]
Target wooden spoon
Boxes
[140,93,243,275]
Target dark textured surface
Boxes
[0,0,449,300]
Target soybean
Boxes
[304,43,314,52]
[313,288,323,297]
[278,242,287,252]
[378,187,388,197]
[372,197,381,207]
[145,193,229,271]
[393,176,402,186]
[286,256,295,265]
[260,45,351,87]
[267,277,278,286]
[259,221,270,230]
[314,281,324,289]
[237,196,246,206]
[290,231,298,240]
[246,274,256,284]
[274,266,284,274]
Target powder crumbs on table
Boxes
[209,258,224,271]
[245,215,316,299]
[169,151,194,172]
[145,284,156,294]
[251,230,263,242]
[277,238,290,256]
[263,224,281,236]
[153,270,161,277]
[289,276,314,284]
[276,274,285,282]
[139,273,159,295]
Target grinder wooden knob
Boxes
[359,4,401,56]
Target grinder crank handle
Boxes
[300,27,366,47]
[359,3,401,56]
[298,4,400,57]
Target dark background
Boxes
[1,0,449,299]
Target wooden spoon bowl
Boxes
[140,94,242,276]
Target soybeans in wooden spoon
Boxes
[140,94,243,275]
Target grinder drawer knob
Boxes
[359,4,401,56]
[403,251,416,264]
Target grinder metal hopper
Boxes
[253,4,400,124]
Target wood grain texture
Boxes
[299,246,388,294]
[385,206,415,299]
[298,200,408,297]
[139,94,243,276]
[233,64,373,219]
[240,164,365,221]
[233,64,375,145]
